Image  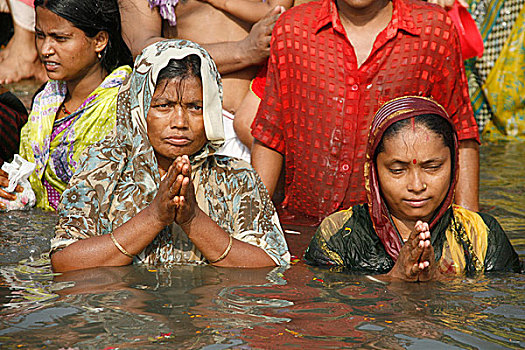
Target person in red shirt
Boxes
[251,0,480,226]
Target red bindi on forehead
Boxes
[413,159,417,164]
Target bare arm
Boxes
[51,160,187,272]
[181,208,276,267]
[234,90,260,148]
[455,139,479,212]
[173,155,277,267]
[251,139,283,197]
[51,205,275,272]
[51,205,166,272]
[120,0,282,74]
[52,156,278,272]
[119,0,164,57]
[200,0,292,24]
[200,6,283,74]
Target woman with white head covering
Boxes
[50,40,290,272]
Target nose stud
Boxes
[423,183,427,190]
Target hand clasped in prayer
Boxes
[387,221,443,282]
[152,155,198,227]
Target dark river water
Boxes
[0,142,523,349]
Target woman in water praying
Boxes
[305,96,520,281]
[50,40,290,272]
[0,0,132,211]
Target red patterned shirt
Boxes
[252,0,479,221]
[251,63,267,99]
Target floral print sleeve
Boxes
[50,132,132,254]
[203,157,290,266]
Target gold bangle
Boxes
[109,232,133,258]
[209,235,233,264]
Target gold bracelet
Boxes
[109,232,133,258]
[209,235,233,264]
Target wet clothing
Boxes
[18,66,131,210]
[52,40,290,266]
[252,0,479,222]
[364,96,459,260]
[305,204,521,274]
[0,91,27,167]
[305,96,520,275]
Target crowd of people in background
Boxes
[0,0,522,280]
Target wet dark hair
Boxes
[34,0,133,74]
[374,114,455,166]
[157,55,202,83]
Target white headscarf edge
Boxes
[131,40,225,145]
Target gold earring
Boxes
[97,52,102,59]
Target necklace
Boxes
[61,102,72,116]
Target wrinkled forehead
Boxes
[131,43,209,113]
[150,75,203,103]
[124,39,225,144]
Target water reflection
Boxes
[235,267,524,349]
[1,261,524,349]
[0,210,56,264]
[479,143,525,256]
[0,144,524,349]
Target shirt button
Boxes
[341,163,350,172]
[351,84,359,91]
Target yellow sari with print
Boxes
[482,7,525,141]
[19,66,131,210]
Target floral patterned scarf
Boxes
[53,40,290,265]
